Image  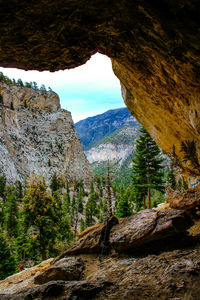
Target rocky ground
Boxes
[0,205,200,299]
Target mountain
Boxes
[0,81,92,184]
[75,107,139,150]
[75,108,140,186]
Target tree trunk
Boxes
[147,187,151,209]
[143,195,146,209]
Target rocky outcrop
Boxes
[57,216,119,258]
[109,209,194,254]
[0,280,112,300]
[166,187,200,211]
[34,257,84,284]
[0,2,200,176]
[0,82,92,183]
[0,208,199,299]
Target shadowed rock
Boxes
[0,280,112,300]
[34,257,84,285]
[56,216,118,259]
[109,209,194,254]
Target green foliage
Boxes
[131,127,165,210]
[21,175,67,260]
[85,192,99,226]
[181,140,200,173]
[0,229,17,280]
[166,169,176,190]
[0,71,53,93]
[80,218,86,232]
[3,185,19,238]
[50,172,64,194]
[0,174,6,198]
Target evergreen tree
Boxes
[3,185,19,238]
[132,127,165,210]
[21,175,61,260]
[166,169,176,190]
[0,174,6,198]
[0,229,17,280]
[85,192,98,227]
[80,218,86,232]
[116,188,132,218]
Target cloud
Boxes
[0,53,123,120]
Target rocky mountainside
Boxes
[0,82,92,184]
[1,208,200,299]
[75,108,139,150]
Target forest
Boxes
[0,127,186,280]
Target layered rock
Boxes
[0,2,200,175]
[0,209,199,299]
[0,82,92,183]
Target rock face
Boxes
[109,209,193,254]
[34,257,84,284]
[85,126,140,165]
[0,82,92,183]
[0,209,199,300]
[0,2,200,175]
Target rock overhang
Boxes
[1,1,200,176]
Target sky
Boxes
[0,53,125,123]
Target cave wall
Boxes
[0,0,200,176]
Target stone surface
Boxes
[0,2,200,175]
[0,280,111,300]
[0,82,92,183]
[109,209,193,253]
[1,249,200,299]
[34,257,84,284]
[166,187,200,211]
[57,216,119,258]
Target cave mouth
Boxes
[0,53,124,123]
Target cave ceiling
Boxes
[0,0,200,176]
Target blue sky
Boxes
[0,53,125,122]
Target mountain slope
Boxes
[85,125,141,186]
[75,107,139,150]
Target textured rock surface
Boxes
[1,249,200,299]
[110,209,193,253]
[0,280,111,300]
[0,82,92,183]
[57,216,119,258]
[166,187,200,211]
[34,257,84,284]
[0,2,200,175]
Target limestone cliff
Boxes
[0,82,92,183]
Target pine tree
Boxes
[0,174,6,198]
[0,229,17,280]
[3,185,19,238]
[80,218,86,232]
[116,187,132,218]
[21,175,61,260]
[166,169,176,190]
[132,127,165,210]
[85,192,98,227]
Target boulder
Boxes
[166,187,200,211]
[0,280,112,300]
[109,209,193,254]
[56,216,118,258]
[34,257,84,284]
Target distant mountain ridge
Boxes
[75,107,139,150]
